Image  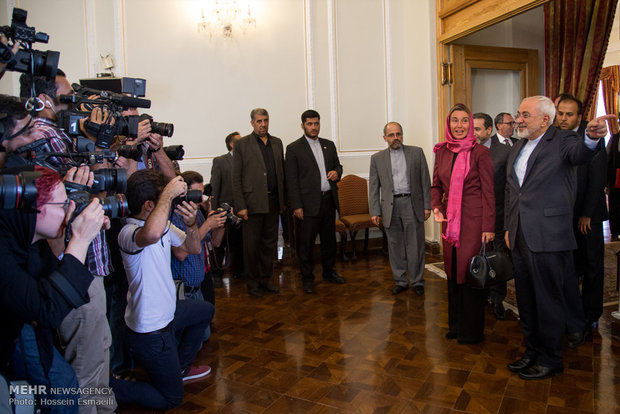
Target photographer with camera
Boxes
[12,74,121,413]
[171,171,226,339]
[112,107,176,179]
[0,166,107,412]
[111,170,214,410]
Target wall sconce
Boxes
[197,1,256,39]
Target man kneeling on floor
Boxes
[110,170,214,410]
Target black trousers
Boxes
[297,192,336,282]
[512,224,584,369]
[447,246,485,343]
[488,234,508,305]
[574,221,605,322]
[228,221,244,277]
[243,194,279,290]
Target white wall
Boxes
[0,0,441,241]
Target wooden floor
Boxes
[119,247,620,413]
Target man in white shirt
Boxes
[492,112,517,146]
[111,170,213,410]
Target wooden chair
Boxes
[335,218,349,261]
[337,174,381,260]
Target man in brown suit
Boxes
[232,108,285,297]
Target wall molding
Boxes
[327,0,341,152]
[303,0,314,109]
[383,0,392,121]
[84,0,96,78]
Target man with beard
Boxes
[369,122,431,296]
[285,110,344,294]
[556,94,608,339]
[504,95,611,380]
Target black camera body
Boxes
[68,190,129,219]
[171,189,203,209]
[139,113,174,137]
[0,8,59,79]
[217,202,242,228]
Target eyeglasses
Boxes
[514,112,534,120]
[499,121,516,126]
[41,200,71,211]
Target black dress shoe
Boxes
[260,283,279,293]
[302,281,314,294]
[323,272,346,284]
[518,364,563,380]
[493,302,506,320]
[507,356,536,373]
[248,288,263,298]
[445,331,457,339]
[567,328,589,348]
[391,285,408,295]
[413,285,424,296]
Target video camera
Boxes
[0,8,59,79]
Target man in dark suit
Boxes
[232,108,286,298]
[285,110,345,294]
[556,95,608,335]
[211,131,244,281]
[492,112,518,146]
[369,122,431,296]
[473,112,511,320]
[504,95,611,380]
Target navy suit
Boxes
[505,125,596,369]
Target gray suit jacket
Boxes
[369,145,431,228]
[210,152,234,209]
[232,132,285,215]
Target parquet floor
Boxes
[118,247,620,413]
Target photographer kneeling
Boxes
[0,166,106,411]
[111,170,214,410]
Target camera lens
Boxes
[100,194,129,219]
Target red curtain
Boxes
[599,66,619,134]
[544,0,618,116]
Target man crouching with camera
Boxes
[110,170,213,410]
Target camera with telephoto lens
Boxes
[68,190,129,219]
[91,168,127,194]
[171,189,203,209]
[139,113,174,137]
[0,8,59,79]
[162,145,184,161]
[0,170,40,210]
[217,202,242,228]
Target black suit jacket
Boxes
[491,134,518,146]
[488,136,511,233]
[210,152,234,209]
[505,126,596,252]
[285,136,342,216]
[574,125,608,224]
[232,133,285,215]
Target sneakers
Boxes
[182,365,211,382]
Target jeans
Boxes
[110,299,213,410]
[11,325,79,414]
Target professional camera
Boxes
[0,8,59,79]
[0,170,40,210]
[171,189,203,209]
[117,145,144,162]
[217,202,242,228]
[162,145,184,161]
[68,190,129,219]
[139,113,174,137]
[91,168,127,194]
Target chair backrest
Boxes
[337,175,369,217]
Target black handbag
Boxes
[467,241,514,289]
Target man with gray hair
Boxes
[369,122,431,296]
[504,95,612,380]
[232,108,285,297]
